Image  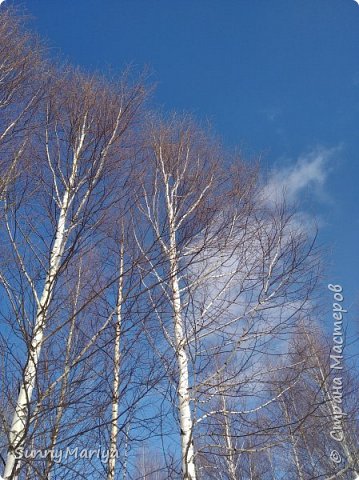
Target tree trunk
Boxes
[221,393,237,480]
[108,242,125,480]
[167,192,196,480]
[4,129,84,479]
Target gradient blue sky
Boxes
[12,0,359,345]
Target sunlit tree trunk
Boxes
[167,214,196,480]
[108,241,125,480]
[4,119,87,479]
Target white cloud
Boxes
[262,147,338,206]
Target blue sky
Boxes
[12,0,359,346]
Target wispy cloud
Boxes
[262,147,339,206]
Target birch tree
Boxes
[0,10,336,480]
[133,116,319,479]
[132,116,262,479]
[1,66,144,479]
[268,323,359,479]
[103,219,162,480]
[133,117,219,479]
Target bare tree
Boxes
[0,63,144,478]
[132,116,232,479]
[267,323,359,479]
[132,116,320,479]
[0,10,342,480]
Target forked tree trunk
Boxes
[4,128,84,479]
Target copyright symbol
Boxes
[330,450,342,464]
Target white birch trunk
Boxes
[281,398,305,480]
[122,423,130,480]
[44,263,82,478]
[166,188,197,480]
[221,393,237,480]
[3,127,84,479]
[107,242,125,480]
